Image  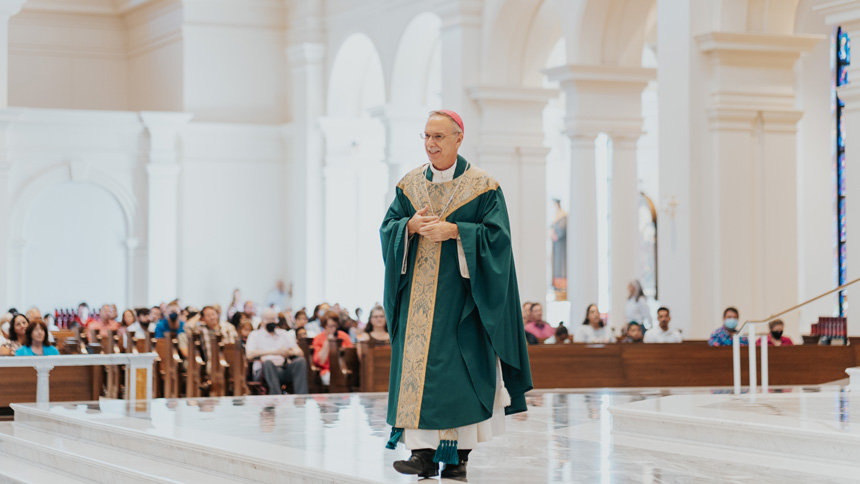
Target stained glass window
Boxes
[837,27,850,316]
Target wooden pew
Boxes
[298,337,322,394]
[201,331,227,397]
[359,342,391,393]
[100,330,122,398]
[223,342,250,396]
[155,334,180,398]
[135,335,162,398]
[343,346,360,391]
[0,366,101,408]
[328,337,348,394]
[185,332,204,398]
[357,342,860,392]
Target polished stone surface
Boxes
[11,386,857,483]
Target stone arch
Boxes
[482,0,562,86]
[390,12,442,107]
[327,33,386,117]
[7,161,137,309]
[562,0,656,66]
[10,161,136,240]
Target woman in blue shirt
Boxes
[15,320,59,356]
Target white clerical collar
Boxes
[429,161,456,183]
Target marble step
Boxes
[609,392,860,473]
[0,424,183,484]
[11,403,380,484]
[0,451,93,484]
[0,423,258,484]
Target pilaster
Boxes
[286,0,326,309]
[140,111,192,306]
[437,0,483,163]
[697,32,820,334]
[0,0,25,109]
[546,64,654,328]
[470,85,555,303]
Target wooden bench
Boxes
[359,342,860,392]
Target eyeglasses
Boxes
[420,132,458,142]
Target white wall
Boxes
[8,10,128,110]
[183,26,288,123]
[796,0,840,330]
[23,182,127,310]
[178,122,288,309]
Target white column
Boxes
[656,0,695,336]
[437,0,483,163]
[0,0,25,109]
[820,1,860,335]
[0,128,9,310]
[545,64,654,328]
[140,112,193,306]
[566,133,599,321]
[470,86,556,304]
[125,238,140,308]
[35,363,53,407]
[609,133,641,327]
[370,105,427,205]
[697,32,819,333]
[286,11,326,309]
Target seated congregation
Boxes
[0,281,847,404]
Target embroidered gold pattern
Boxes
[394,164,498,428]
[439,428,459,441]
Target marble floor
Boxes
[6,386,858,484]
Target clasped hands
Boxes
[407,206,458,242]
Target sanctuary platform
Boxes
[0,387,856,483]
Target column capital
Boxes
[544,64,655,92]
[816,0,860,30]
[286,43,325,66]
[0,0,25,18]
[468,85,557,151]
[140,111,193,165]
[696,32,823,68]
[437,0,483,29]
[287,0,325,45]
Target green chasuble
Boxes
[380,155,533,432]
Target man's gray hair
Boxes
[428,110,463,134]
[261,308,278,322]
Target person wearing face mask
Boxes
[758,319,793,347]
[708,307,748,347]
[245,308,308,394]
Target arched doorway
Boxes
[322,33,387,311]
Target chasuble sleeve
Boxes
[380,187,415,337]
[455,187,533,414]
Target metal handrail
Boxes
[732,276,860,396]
[736,275,860,334]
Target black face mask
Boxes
[771,330,783,340]
[266,322,277,333]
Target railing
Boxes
[733,276,860,395]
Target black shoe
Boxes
[393,449,438,478]
[441,449,469,479]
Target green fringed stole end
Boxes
[385,427,403,449]
[433,439,459,465]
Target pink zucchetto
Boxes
[438,109,464,133]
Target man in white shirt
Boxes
[245,308,308,394]
[127,308,152,339]
[643,307,683,343]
